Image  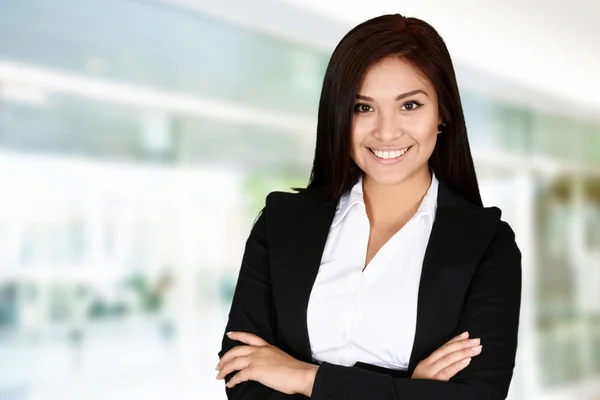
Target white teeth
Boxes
[371,147,410,159]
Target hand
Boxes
[216,331,319,396]
[411,331,482,381]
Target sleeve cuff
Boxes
[310,362,361,399]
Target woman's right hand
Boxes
[411,331,482,381]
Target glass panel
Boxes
[0,94,148,161]
[463,92,503,150]
[591,315,600,374]
[530,113,586,162]
[535,175,600,387]
[538,314,587,386]
[462,92,531,153]
[535,176,575,314]
[0,0,327,116]
[175,116,313,173]
[581,124,600,165]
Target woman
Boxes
[216,13,521,400]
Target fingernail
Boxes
[226,332,233,337]
[215,364,220,370]
[472,345,483,353]
[470,338,480,345]
[215,372,220,379]
[460,331,469,338]
[462,357,472,365]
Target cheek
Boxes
[410,115,439,145]
[414,127,438,145]
[350,121,369,155]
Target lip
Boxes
[369,145,412,152]
[367,145,412,164]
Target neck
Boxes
[362,167,432,228]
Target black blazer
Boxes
[218,180,522,400]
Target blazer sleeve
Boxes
[218,206,309,399]
[310,221,522,400]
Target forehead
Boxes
[358,57,432,92]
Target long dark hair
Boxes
[295,14,483,207]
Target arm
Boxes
[218,207,308,399]
[310,221,522,400]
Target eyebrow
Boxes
[356,89,428,102]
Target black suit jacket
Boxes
[218,180,522,399]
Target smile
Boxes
[368,146,412,160]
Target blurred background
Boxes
[0,0,599,399]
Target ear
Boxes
[437,122,446,134]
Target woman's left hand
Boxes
[216,331,319,396]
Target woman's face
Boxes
[351,56,442,186]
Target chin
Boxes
[363,169,413,186]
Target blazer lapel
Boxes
[407,181,501,373]
[268,194,336,362]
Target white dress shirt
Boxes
[306,172,439,370]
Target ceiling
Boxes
[164,0,600,121]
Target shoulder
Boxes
[478,206,517,246]
[265,190,330,206]
[253,191,337,243]
[440,196,519,264]
[250,191,304,222]
[265,190,298,208]
[481,206,520,253]
[492,217,521,257]
[450,204,522,288]
[473,206,521,265]
[264,190,335,217]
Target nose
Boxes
[373,111,402,142]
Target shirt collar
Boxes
[332,172,439,228]
[332,174,365,227]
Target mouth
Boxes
[368,146,413,162]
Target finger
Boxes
[217,345,255,370]
[446,331,469,345]
[217,355,252,380]
[226,367,253,388]
[431,344,483,374]
[227,331,269,347]
[434,357,472,381]
[428,337,480,364]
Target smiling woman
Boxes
[217,13,521,400]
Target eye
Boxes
[354,103,374,113]
[401,101,423,111]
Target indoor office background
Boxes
[0,0,599,399]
